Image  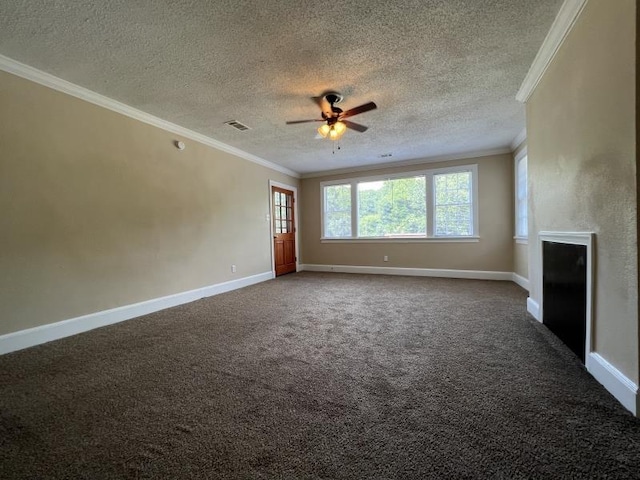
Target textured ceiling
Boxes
[0,0,562,174]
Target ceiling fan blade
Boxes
[340,101,377,119]
[343,120,368,133]
[312,96,333,118]
[285,119,324,124]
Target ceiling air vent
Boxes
[224,120,251,131]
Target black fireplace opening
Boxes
[542,241,587,363]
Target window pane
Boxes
[516,157,528,237]
[434,171,472,236]
[435,205,471,236]
[324,184,352,237]
[357,176,426,237]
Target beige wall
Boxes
[0,71,298,336]
[527,1,637,380]
[300,154,514,272]
[513,243,528,280]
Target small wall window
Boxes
[515,154,528,238]
[321,164,478,240]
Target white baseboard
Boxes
[586,353,638,416]
[0,271,273,355]
[527,297,541,321]
[512,273,530,291]
[299,264,512,281]
[524,295,638,416]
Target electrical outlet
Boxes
[231,265,236,273]
[383,255,389,262]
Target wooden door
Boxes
[272,186,296,276]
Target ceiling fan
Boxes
[286,92,377,140]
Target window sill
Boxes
[321,236,480,244]
[514,236,528,245]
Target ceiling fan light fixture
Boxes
[318,123,331,138]
[319,121,347,141]
[333,121,346,137]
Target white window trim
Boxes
[430,164,479,238]
[514,146,528,242]
[320,164,479,241]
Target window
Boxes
[434,171,473,236]
[323,183,352,238]
[515,153,528,238]
[358,176,426,237]
[321,165,478,240]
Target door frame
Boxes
[269,180,299,278]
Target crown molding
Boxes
[0,54,300,178]
[516,0,588,103]
[300,147,511,179]
[510,127,527,152]
[514,145,528,162]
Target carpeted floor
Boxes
[1,272,640,479]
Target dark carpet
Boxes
[1,272,640,479]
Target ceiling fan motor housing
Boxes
[323,93,344,120]
[323,92,343,106]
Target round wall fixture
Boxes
[175,140,186,151]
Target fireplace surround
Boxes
[537,231,595,363]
